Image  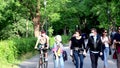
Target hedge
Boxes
[0,37,36,64]
[0,35,69,66]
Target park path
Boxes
[19,46,117,68]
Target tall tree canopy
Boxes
[0,0,120,39]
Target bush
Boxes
[0,36,69,67]
[0,37,36,65]
[61,35,70,44]
[49,37,54,48]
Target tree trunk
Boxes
[26,19,28,37]
[33,0,40,37]
[64,26,67,35]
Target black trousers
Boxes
[90,52,99,68]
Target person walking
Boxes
[101,29,110,68]
[113,26,120,68]
[69,30,86,68]
[52,35,64,68]
[86,28,103,68]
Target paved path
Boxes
[19,46,117,68]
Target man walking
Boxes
[113,26,120,68]
[86,28,102,68]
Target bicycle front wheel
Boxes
[43,61,48,68]
[38,59,43,68]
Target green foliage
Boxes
[0,37,36,64]
[0,40,16,63]
[0,0,120,39]
[48,26,54,37]
[61,35,70,44]
[0,19,34,39]
[49,37,55,49]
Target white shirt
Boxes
[93,35,97,43]
[101,36,109,47]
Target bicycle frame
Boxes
[38,48,48,68]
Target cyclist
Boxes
[34,30,49,61]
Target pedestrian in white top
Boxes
[101,29,110,68]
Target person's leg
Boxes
[90,52,96,68]
[45,52,48,61]
[44,49,48,61]
[54,55,59,68]
[117,53,120,68]
[60,54,64,68]
[79,54,84,68]
[104,47,109,68]
[73,50,79,68]
[94,53,99,68]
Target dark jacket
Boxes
[86,35,102,52]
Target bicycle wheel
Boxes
[43,61,48,68]
[38,58,43,68]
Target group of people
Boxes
[69,26,120,68]
[34,26,120,68]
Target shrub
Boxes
[61,35,70,44]
[49,37,55,49]
[0,37,36,65]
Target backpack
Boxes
[62,50,68,61]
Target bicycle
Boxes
[36,45,48,68]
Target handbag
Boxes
[113,51,117,59]
[109,47,112,55]
[62,50,68,61]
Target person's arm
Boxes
[108,37,111,45]
[82,38,87,56]
[34,37,40,49]
[113,33,120,44]
[46,36,49,48]
[114,40,120,44]
[69,40,72,49]
[86,37,91,53]
[82,38,86,50]
[52,43,58,57]
[99,38,103,52]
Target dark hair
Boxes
[101,29,107,36]
[75,30,81,36]
[41,30,46,34]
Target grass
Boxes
[19,51,38,61]
[0,51,38,68]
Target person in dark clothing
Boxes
[69,30,86,68]
[113,26,120,68]
[86,28,103,68]
[110,29,116,44]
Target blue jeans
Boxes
[53,54,64,68]
[73,50,84,68]
[104,47,109,68]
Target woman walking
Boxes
[69,30,86,68]
[52,35,64,68]
[101,29,110,68]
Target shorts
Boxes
[38,44,48,53]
